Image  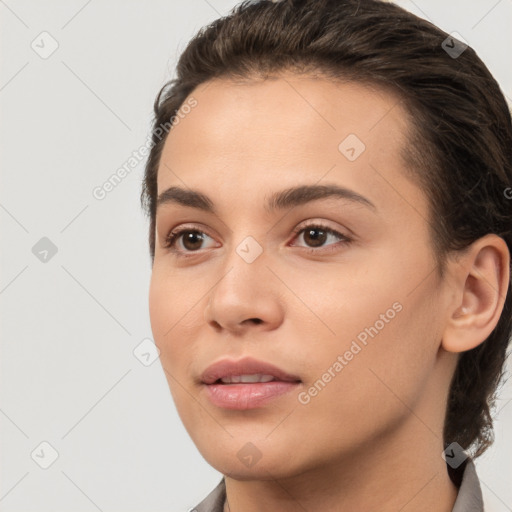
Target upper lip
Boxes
[201,356,302,384]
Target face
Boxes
[149,74,456,479]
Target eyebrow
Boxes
[156,184,377,215]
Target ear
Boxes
[442,234,510,353]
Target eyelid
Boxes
[292,218,349,235]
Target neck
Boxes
[222,415,459,512]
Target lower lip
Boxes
[203,381,301,410]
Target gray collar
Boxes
[452,459,484,512]
[193,458,484,512]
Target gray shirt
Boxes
[191,458,484,512]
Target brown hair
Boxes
[141,0,512,460]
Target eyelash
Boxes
[163,222,352,257]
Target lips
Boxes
[201,356,301,385]
[200,356,302,410]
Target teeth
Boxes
[220,374,276,384]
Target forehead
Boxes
[162,75,409,158]
[156,73,426,220]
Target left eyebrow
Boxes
[264,183,377,214]
[156,183,377,215]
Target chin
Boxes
[193,434,307,481]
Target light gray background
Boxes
[1,1,511,511]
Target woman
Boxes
[141,1,512,510]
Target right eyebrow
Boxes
[156,186,215,213]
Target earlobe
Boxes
[442,234,510,354]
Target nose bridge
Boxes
[219,210,268,272]
[213,231,268,302]
[205,230,284,330]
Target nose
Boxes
[203,248,285,335]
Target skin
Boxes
[148,73,510,512]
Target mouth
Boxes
[203,379,302,410]
[200,357,302,410]
[212,374,300,385]
[201,357,301,385]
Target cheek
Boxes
[148,272,171,344]
[288,246,440,410]
[148,270,194,367]
[289,297,438,459]
[149,271,202,420]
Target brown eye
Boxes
[302,227,328,247]
[181,231,205,250]
[291,222,352,252]
[164,228,215,253]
